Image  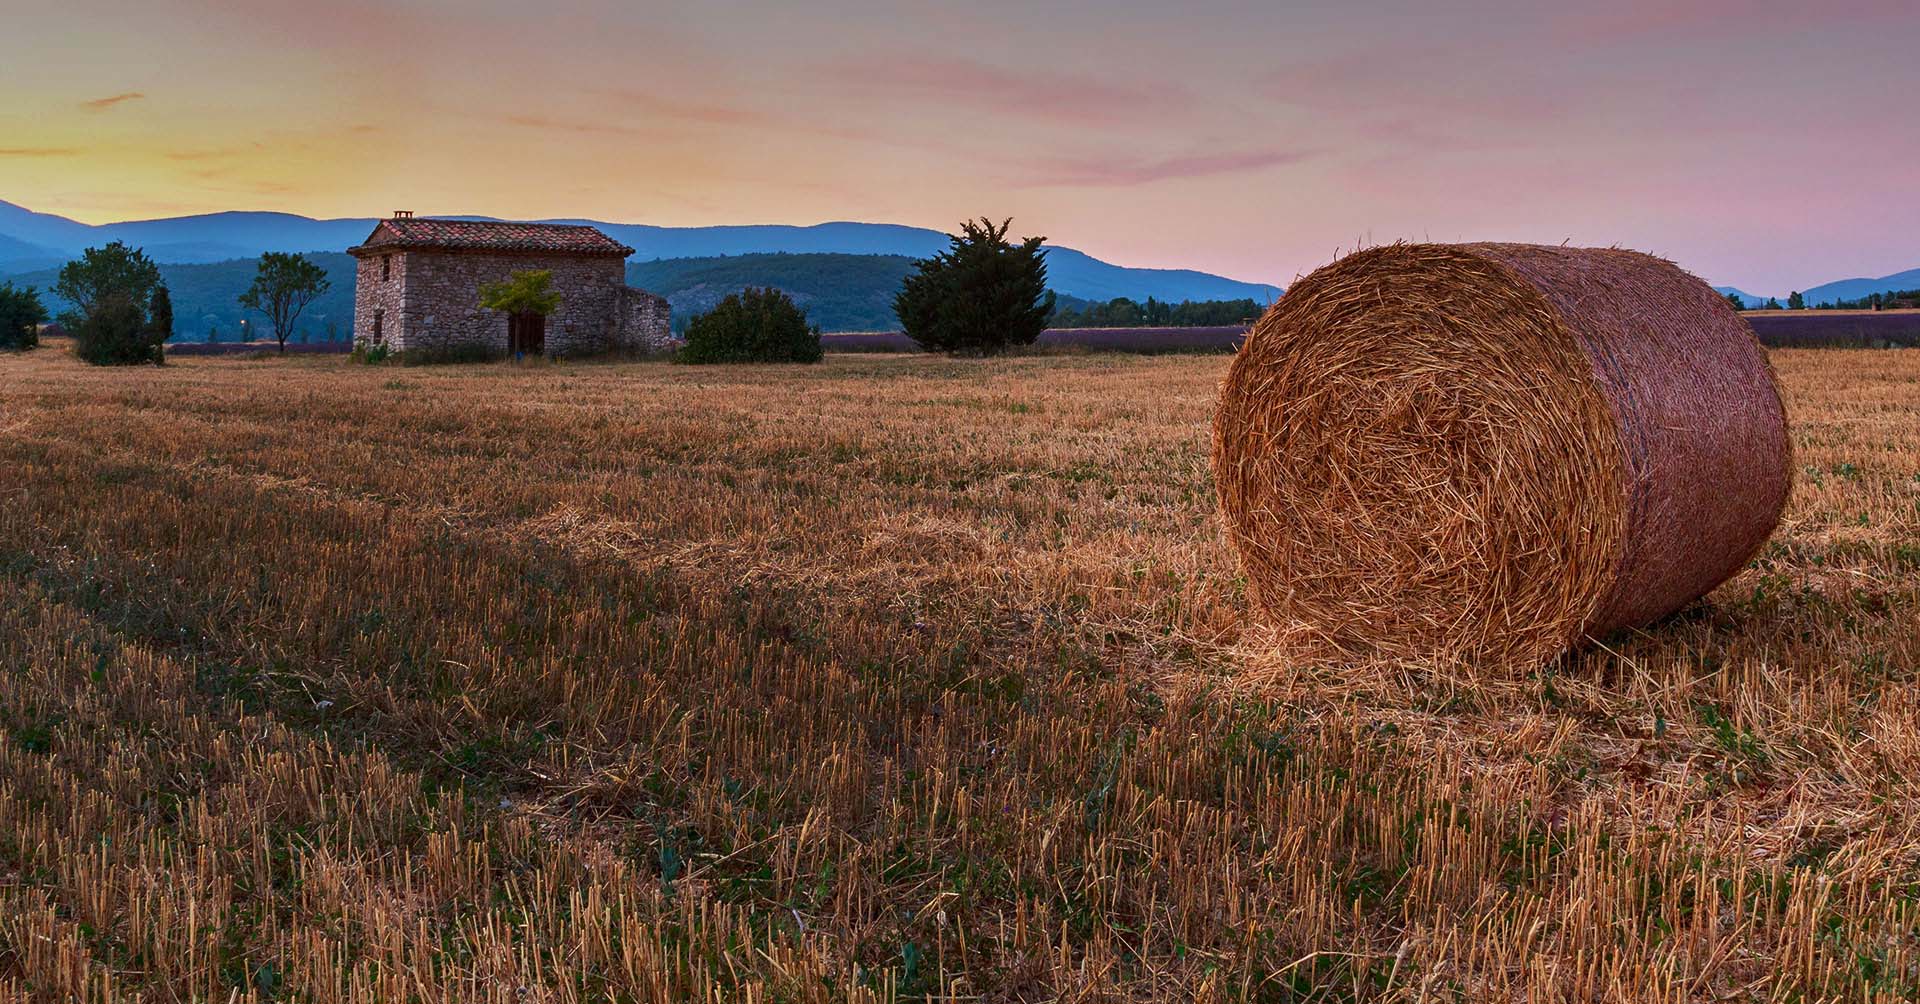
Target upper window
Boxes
[381,255,392,281]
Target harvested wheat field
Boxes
[1,346,1918,1002]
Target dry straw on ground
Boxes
[1,346,1916,1000]
[1214,242,1792,668]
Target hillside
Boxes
[0,200,1282,307]
[1714,286,1780,309]
[627,253,917,333]
[1801,268,1920,305]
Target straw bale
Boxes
[1212,242,1791,667]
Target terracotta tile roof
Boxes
[348,218,634,257]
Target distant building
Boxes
[347,213,671,356]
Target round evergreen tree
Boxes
[894,217,1054,356]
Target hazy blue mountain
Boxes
[1799,268,1920,305]
[1714,287,1781,308]
[0,232,67,274]
[0,200,96,249]
[96,211,386,261]
[586,220,952,261]
[1040,246,1280,303]
[0,200,1281,306]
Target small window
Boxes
[372,309,384,343]
[381,255,392,281]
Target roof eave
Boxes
[347,243,633,258]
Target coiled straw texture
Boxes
[1213,242,1790,668]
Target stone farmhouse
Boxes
[348,213,671,356]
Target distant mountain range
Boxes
[1715,268,1920,309]
[0,200,1283,308]
[11,200,1915,329]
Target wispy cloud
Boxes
[80,92,145,111]
[604,90,774,127]
[0,147,81,157]
[825,56,1187,124]
[502,113,641,137]
[1017,147,1315,188]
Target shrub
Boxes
[0,281,47,351]
[350,342,393,365]
[73,295,164,366]
[678,288,822,364]
[895,217,1054,356]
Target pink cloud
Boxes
[80,92,144,111]
[826,56,1188,123]
[1017,147,1316,188]
[605,90,774,128]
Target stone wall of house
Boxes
[351,249,674,356]
[351,251,408,349]
[619,287,674,351]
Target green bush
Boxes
[349,342,392,365]
[73,295,165,366]
[678,287,822,364]
[0,281,47,351]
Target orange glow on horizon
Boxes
[4,0,1918,293]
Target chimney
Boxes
[392,210,414,219]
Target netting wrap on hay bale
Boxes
[1213,242,1791,668]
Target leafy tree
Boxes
[54,242,162,326]
[72,294,164,365]
[239,252,331,353]
[894,217,1054,355]
[678,287,822,364]
[1764,297,1783,310]
[1723,292,1746,310]
[478,269,562,316]
[148,284,174,344]
[1787,290,1806,310]
[0,281,48,350]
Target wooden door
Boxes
[509,312,546,357]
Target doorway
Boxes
[508,311,546,357]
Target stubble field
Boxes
[1,345,1918,1002]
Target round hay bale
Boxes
[1213,242,1791,668]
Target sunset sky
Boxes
[4,0,1916,293]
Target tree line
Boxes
[1049,295,1264,328]
[0,242,330,363]
[1729,287,1920,312]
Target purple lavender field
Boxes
[822,326,1251,353]
[159,313,1920,358]
[1742,311,1920,348]
[167,341,352,356]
